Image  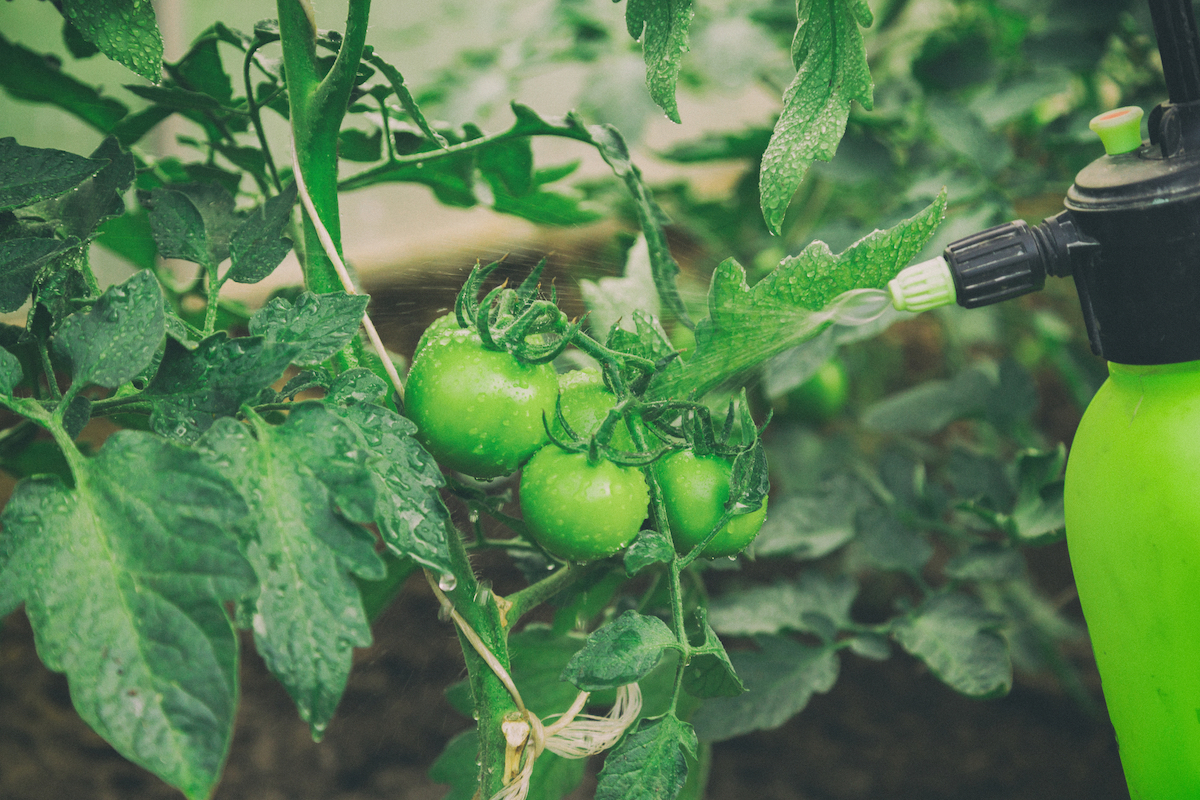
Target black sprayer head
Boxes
[936,0,1200,365]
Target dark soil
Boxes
[1,566,1129,800]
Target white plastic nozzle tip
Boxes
[888,256,957,313]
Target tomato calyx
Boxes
[452,259,580,365]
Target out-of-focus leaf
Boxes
[892,592,1012,698]
[0,35,129,133]
[708,572,857,639]
[689,635,839,742]
[0,138,104,212]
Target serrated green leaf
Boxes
[144,187,208,264]
[863,359,1031,434]
[0,238,69,313]
[144,333,299,442]
[41,137,137,242]
[856,505,933,574]
[625,0,695,124]
[326,402,455,575]
[892,592,1012,697]
[326,368,386,405]
[650,194,944,401]
[708,572,857,639]
[595,715,697,800]
[0,138,105,212]
[0,34,129,133]
[1010,445,1066,545]
[145,183,239,266]
[0,346,22,395]
[945,543,1025,582]
[173,32,234,104]
[623,528,676,576]
[95,208,158,270]
[750,478,859,559]
[561,610,677,691]
[759,0,873,234]
[0,431,254,799]
[227,184,297,284]
[55,270,164,389]
[683,610,744,699]
[364,53,449,149]
[248,290,368,367]
[689,636,839,742]
[338,128,382,162]
[478,137,534,197]
[61,0,163,83]
[199,407,383,737]
[582,235,660,341]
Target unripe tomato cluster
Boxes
[404,315,767,562]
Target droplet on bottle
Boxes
[438,572,458,592]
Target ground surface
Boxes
[0,557,1130,800]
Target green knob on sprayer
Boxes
[887,256,956,312]
[1088,106,1144,155]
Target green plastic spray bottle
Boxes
[888,2,1200,794]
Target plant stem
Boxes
[505,562,598,627]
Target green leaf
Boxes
[338,128,382,162]
[581,235,660,341]
[683,610,744,699]
[42,137,137,242]
[625,0,695,124]
[0,431,254,799]
[364,53,449,149]
[623,528,676,576]
[326,368,386,405]
[95,208,159,270]
[478,137,534,197]
[54,270,165,390]
[1010,446,1066,545]
[0,346,22,395]
[145,183,239,266]
[326,402,456,576]
[650,194,945,401]
[595,715,697,800]
[864,359,1036,434]
[248,290,368,367]
[199,408,383,737]
[759,0,874,234]
[0,238,70,313]
[892,592,1012,697]
[750,478,859,559]
[0,138,105,212]
[561,610,677,691]
[61,0,164,83]
[707,572,858,639]
[226,184,297,283]
[688,636,839,742]
[855,506,933,574]
[0,34,129,133]
[144,333,299,443]
[945,542,1025,582]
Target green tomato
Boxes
[773,357,848,423]
[654,450,768,558]
[405,320,559,479]
[551,369,636,450]
[519,445,650,562]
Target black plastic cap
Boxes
[944,221,1049,308]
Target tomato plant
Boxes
[0,0,1136,798]
[519,444,649,562]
